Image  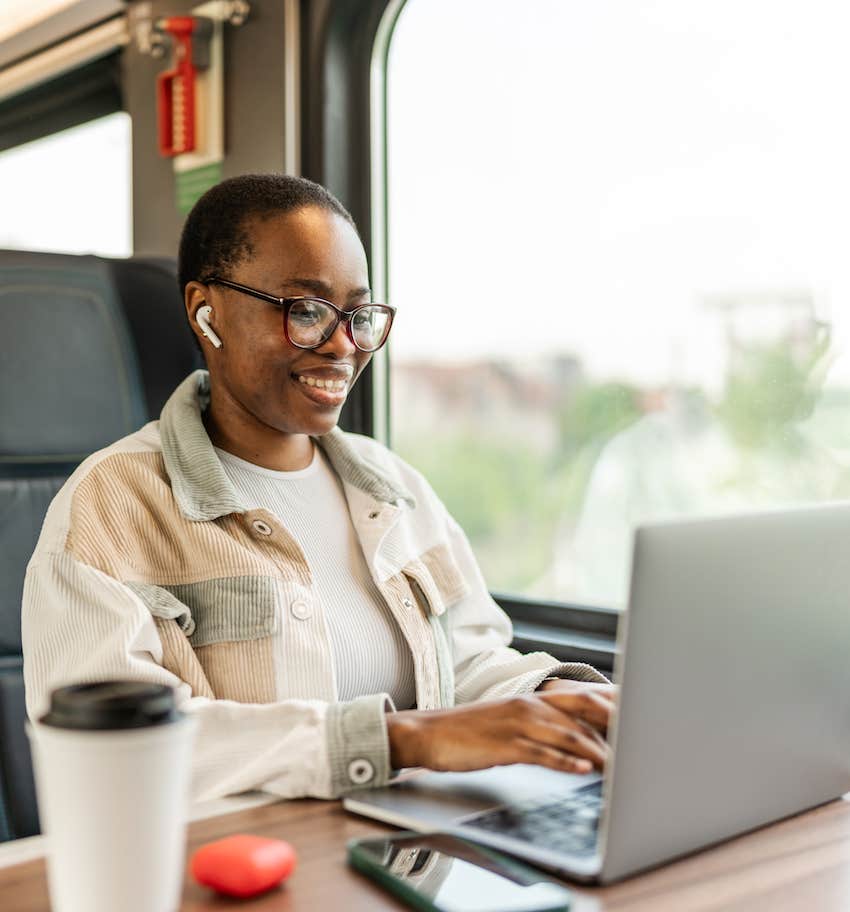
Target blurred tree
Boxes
[557,382,642,460]
[716,336,828,451]
[395,380,645,592]
[395,433,562,590]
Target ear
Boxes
[185,281,218,349]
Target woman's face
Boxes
[197,205,373,438]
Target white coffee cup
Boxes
[27,681,197,912]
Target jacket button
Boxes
[290,600,312,620]
[401,597,414,610]
[367,509,381,520]
[348,758,375,785]
[252,519,272,536]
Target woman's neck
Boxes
[203,389,314,472]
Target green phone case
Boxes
[347,831,571,912]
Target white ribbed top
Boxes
[214,444,417,709]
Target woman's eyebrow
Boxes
[280,278,372,300]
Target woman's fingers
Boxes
[511,738,595,774]
[588,683,618,698]
[525,718,609,769]
[537,690,615,733]
[578,721,610,755]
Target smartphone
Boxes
[348,831,571,912]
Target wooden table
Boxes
[3,793,850,912]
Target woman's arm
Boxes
[22,552,395,802]
[384,494,614,776]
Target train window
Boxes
[386,1,850,610]
[0,110,131,256]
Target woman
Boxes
[23,174,614,801]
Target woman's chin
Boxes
[277,404,342,438]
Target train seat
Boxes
[0,249,200,841]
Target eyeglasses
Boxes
[203,276,396,353]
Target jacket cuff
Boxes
[326,693,396,795]
[517,661,611,695]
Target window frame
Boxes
[496,595,618,677]
[301,0,619,668]
[300,0,401,439]
[0,52,122,155]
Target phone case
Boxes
[347,832,571,912]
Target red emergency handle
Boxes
[157,16,198,157]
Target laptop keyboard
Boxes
[460,781,603,858]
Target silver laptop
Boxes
[345,504,850,884]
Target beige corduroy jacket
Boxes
[22,370,607,802]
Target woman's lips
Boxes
[291,372,349,407]
[295,374,348,392]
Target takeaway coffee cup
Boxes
[27,681,197,912]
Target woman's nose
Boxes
[317,318,357,357]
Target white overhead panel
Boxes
[0,0,124,73]
[0,17,128,104]
[0,0,78,43]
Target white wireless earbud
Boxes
[196,305,222,349]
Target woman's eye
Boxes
[290,306,321,326]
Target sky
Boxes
[386,0,850,390]
[3,0,850,393]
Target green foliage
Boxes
[716,341,824,450]
[557,382,642,460]
[394,381,644,593]
[397,437,531,539]
[394,434,563,591]
[393,340,835,595]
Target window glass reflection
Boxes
[387,0,850,608]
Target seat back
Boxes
[0,249,200,840]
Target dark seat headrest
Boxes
[0,250,147,464]
[0,249,202,466]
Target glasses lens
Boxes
[351,306,392,352]
[286,299,336,347]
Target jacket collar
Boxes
[160,370,415,521]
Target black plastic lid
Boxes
[39,681,182,731]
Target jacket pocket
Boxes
[160,576,279,647]
[403,542,470,617]
[129,577,279,703]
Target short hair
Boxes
[177,173,357,295]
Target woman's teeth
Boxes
[297,375,347,392]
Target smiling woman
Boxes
[182,193,376,464]
[22,173,613,805]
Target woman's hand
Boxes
[386,686,615,776]
[537,678,618,702]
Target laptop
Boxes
[344,504,850,883]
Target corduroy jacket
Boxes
[22,370,607,801]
